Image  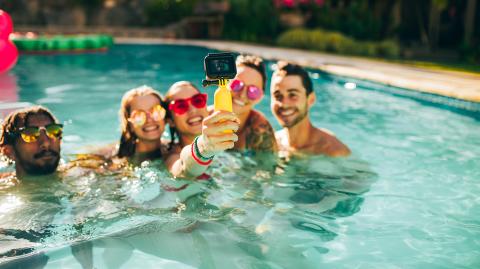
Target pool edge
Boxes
[115,38,480,105]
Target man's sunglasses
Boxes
[10,123,63,143]
[128,104,166,127]
[229,79,263,101]
[168,93,207,115]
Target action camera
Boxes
[203,53,237,87]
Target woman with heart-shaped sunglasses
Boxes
[164,81,240,178]
[229,55,278,153]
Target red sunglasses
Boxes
[168,93,208,115]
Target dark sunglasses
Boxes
[10,123,63,143]
[168,93,208,115]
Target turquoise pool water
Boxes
[1,44,479,269]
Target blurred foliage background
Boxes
[0,0,479,65]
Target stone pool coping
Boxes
[116,38,480,103]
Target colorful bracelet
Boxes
[194,136,214,160]
[191,142,213,166]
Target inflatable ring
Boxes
[0,10,18,74]
[11,34,114,53]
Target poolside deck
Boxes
[117,38,480,103]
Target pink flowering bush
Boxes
[273,0,325,9]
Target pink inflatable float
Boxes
[0,73,18,102]
[0,10,18,74]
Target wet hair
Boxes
[164,81,200,150]
[118,85,164,158]
[0,105,59,147]
[236,54,267,90]
[274,61,313,95]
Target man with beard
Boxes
[270,62,350,157]
[0,106,62,179]
[0,106,67,269]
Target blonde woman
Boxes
[117,85,167,164]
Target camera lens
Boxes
[212,59,229,72]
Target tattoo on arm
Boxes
[245,113,278,152]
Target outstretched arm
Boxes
[166,111,240,178]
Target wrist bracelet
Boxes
[194,136,214,160]
[191,142,213,166]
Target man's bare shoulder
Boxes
[314,128,351,157]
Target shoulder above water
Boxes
[275,127,350,157]
[315,128,351,157]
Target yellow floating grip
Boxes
[214,79,233,133]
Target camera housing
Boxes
[204,53,236,80]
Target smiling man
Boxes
[270,62,350,157]
[0,106,66,268]
[0,106,63,179]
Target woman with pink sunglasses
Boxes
[164,81,240,178]
[229,55,278,152]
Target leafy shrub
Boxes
[343,41,375,57]
[376,40,401,58]
[324,32,355,53]
[307,1,383,41]
[277,28,309,48]
[144,0,197,27]
[308,29,328,51]
[277,28,400,58]
[459,42,480,64]
[223,0,280,43]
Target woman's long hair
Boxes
[165,81,200,150]
[117,85,164,158]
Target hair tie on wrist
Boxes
[190,145,213,165]
[194,136,214,160]
[190,136,215,165]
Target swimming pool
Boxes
[1,44,479,269]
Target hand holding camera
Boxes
[197,110,240,156]
[194,52,239,155]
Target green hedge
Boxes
[144,0,197,27]
[223,0,280,43]
[459,42,480,64]
[277,28,400,58]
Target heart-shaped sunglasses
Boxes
[229,79,263,101]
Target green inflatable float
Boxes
[12,34,114,53]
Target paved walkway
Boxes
[117,38,480,103]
